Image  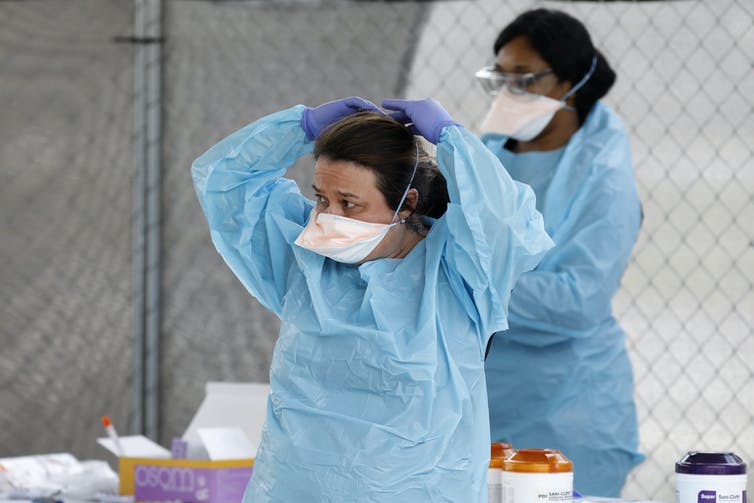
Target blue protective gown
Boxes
[483,102,645,497]
[191,105,553,502]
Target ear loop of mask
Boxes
[389,142,421,225]
[559,55,597,111]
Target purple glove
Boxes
[381,98,460,144]
[301,97,382,140]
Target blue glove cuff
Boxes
[431,120,462,144]
[301,107,317,141]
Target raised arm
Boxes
[192,98,383,316]
[191,105,313,316]
[382,98,553,334]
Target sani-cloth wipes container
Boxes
[675,451,747,503]
[502,448,573,503]
[489,443,515,503]
[489,456,504,503]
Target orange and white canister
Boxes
[489,443,515,503]
[501,448,573,503]
[489,456,504,503]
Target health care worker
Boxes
[191,96,553,502]
[477,9,645,497]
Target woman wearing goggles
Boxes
[478,8,645,499]
[475,66,554,97]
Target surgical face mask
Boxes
[479,55,597,142]
[295,144,420,264]
[480,89,566,142]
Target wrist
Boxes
[301,107,317,141]
[431,120,461,144]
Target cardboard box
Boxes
[119,457,253,503]
[101,382,269,503]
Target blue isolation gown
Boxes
[483,102,645,497]
[191,105,553,502]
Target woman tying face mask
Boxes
[476,8,645,498]
[191,97,552,502]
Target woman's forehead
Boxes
[314,157,378,194]
[496,36,547,71]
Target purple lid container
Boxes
[676,452,747,475]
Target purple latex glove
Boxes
[301,96,382,140]
[381,98,460,144]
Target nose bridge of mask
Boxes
[389,142,420,225]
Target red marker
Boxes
[101,416,124,456]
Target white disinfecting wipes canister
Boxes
[501,448,573,503]
[488,461,503,503]
[489,442,514,503]
[675,451,747,503]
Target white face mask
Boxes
[294,210,400,264]
[480,89,565,141]
[479,55,597,142]
[295,144,420,264]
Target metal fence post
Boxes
[132,0,163,441]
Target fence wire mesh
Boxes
[1,1,752,501]
[0,1,135,461]
[401,1,754,500]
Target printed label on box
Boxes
[134,464,252,503]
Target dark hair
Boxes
[313,112,449,230]
[494,8,616,125]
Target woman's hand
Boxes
[381,98,460,144]
[301,97,382,140]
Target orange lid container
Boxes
[491,442,515,460]
[502,448,573,473]
[489,457,504,469]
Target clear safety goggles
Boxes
[474,66,554,96]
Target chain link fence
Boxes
[0,0,135,460]
[1,1,752,501]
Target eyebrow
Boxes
[311,185,361,200]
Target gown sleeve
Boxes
[435,126,554,335]
[503,136,642,346]
[191,105,314,317]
